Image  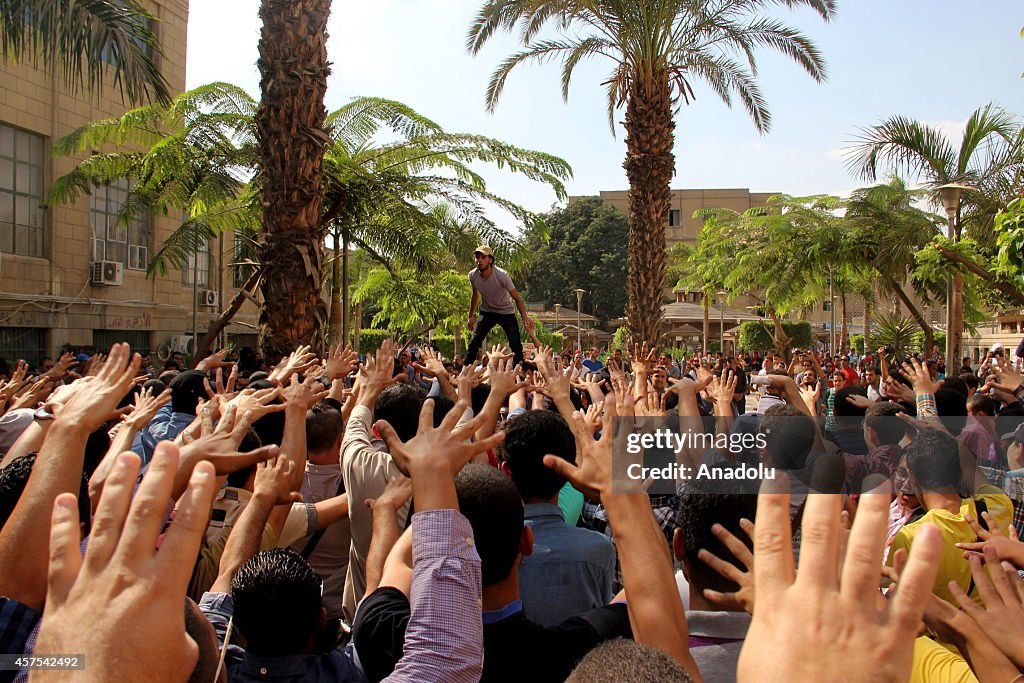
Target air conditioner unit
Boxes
[91,260,123,286]
[199,289,219,307]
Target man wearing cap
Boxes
[466,245,534,366]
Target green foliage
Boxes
[738,321,812,351]
[323,96,572,281]
[611,327,630,352]
[0,0,171,104]
[353,329,392,354]
[995,197,1024,278]
[48,83,260,278]
[520,197,628,322]
[354,267,471,337]
[467,0,834,133]
[850,334,865,355]
[873,314,919,360]
[911,329,945,355]
[430,335,457,359]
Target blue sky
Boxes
[186,0,1024,224]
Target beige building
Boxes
[0,0,259,367]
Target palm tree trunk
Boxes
[840,293,848,352]
[342,233,350,345]
[352,303,361,352]
[329,225,341,343]
[622,72,673,346]
[255,0,331,363]
[702,295,710,356]
[885,275,933,353]
[863,298,872,352]
[192,269,262,365]
[950,273,964,366]
[934,244,1024,306]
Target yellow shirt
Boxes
[910,637,977,683]
[889,486,1012,607]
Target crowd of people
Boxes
[0,333,1023,682]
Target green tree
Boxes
[46,82,261,361]
[683,194,846,357]
[520,196,628,323]
[846,103,1024,365]
[1,0,170,104]
[467,0,834,345]
[354,267,471,340]
[321,97,571,342]
[255,0,331,361]
[844,177,943,352]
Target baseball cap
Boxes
[473,245,493,257]
[75,353,90,362]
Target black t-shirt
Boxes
[352,587,632,683]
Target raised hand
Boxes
[253,454,303,506]
[227,386,286,422]
[325,343,359,380]
[901,357,942,395]
[196,347,232,372]
[737,485,941,683]
[35,442,218,682]
[630,342,658,374]
[699,518,756,614]
[50,343,141,434]
[412,347,449,379]
[269,344,317,384]
[281,371,329,411]
[123,386,173,431]
[955,512,1024,566]
[374,398,504,479]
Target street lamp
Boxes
[554,303,562,331]
[574,289,585,352]
[937,182,973,368]
[717,291,727,356]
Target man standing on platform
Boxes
[466,245,535,366]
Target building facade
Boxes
[0,0,259,367]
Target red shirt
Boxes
[840,366,859,386]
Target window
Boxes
[823,301,832,312]
[101,12,156,64]
[0,124,45,257]
[0,327,46,368]
[182,241,211,288]
[93,330,150,356]
[91,180,149,269]
[667,209,681,227]
[232,232,255,289]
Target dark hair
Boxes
[454,464,524,586]
[906,429,962,493]
[940,375,969,399]
[184,598,221,683]
[141,378,167,395]
[959,373,980,392]
[238,347,259,374]
[232,548,323,656]
[306,401,343,454]
[431,396,456,428]
[864,402,907,446]
[566,639,692,683]
[169,370,208,415]
[759,404,816,470]
[934,388,967,436]
[0,454,91,534]
[834,386,868,418]
[967,394,995,417]
[470,384,490,417]
[675,468,758,594]
[375,384,426,442]
[498,411,575,501]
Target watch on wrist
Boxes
[1014,383,1024,397]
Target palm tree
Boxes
[321,96,571,342]
[1,0,170,104]
[255,0,331,360]
[844,177,942,352]
[46,82,261,361]
[467,0,835,344]
[846,103,1023,366]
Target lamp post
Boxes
[574,289,585,352]
[937,182,972,368]
[717,291,727,356]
